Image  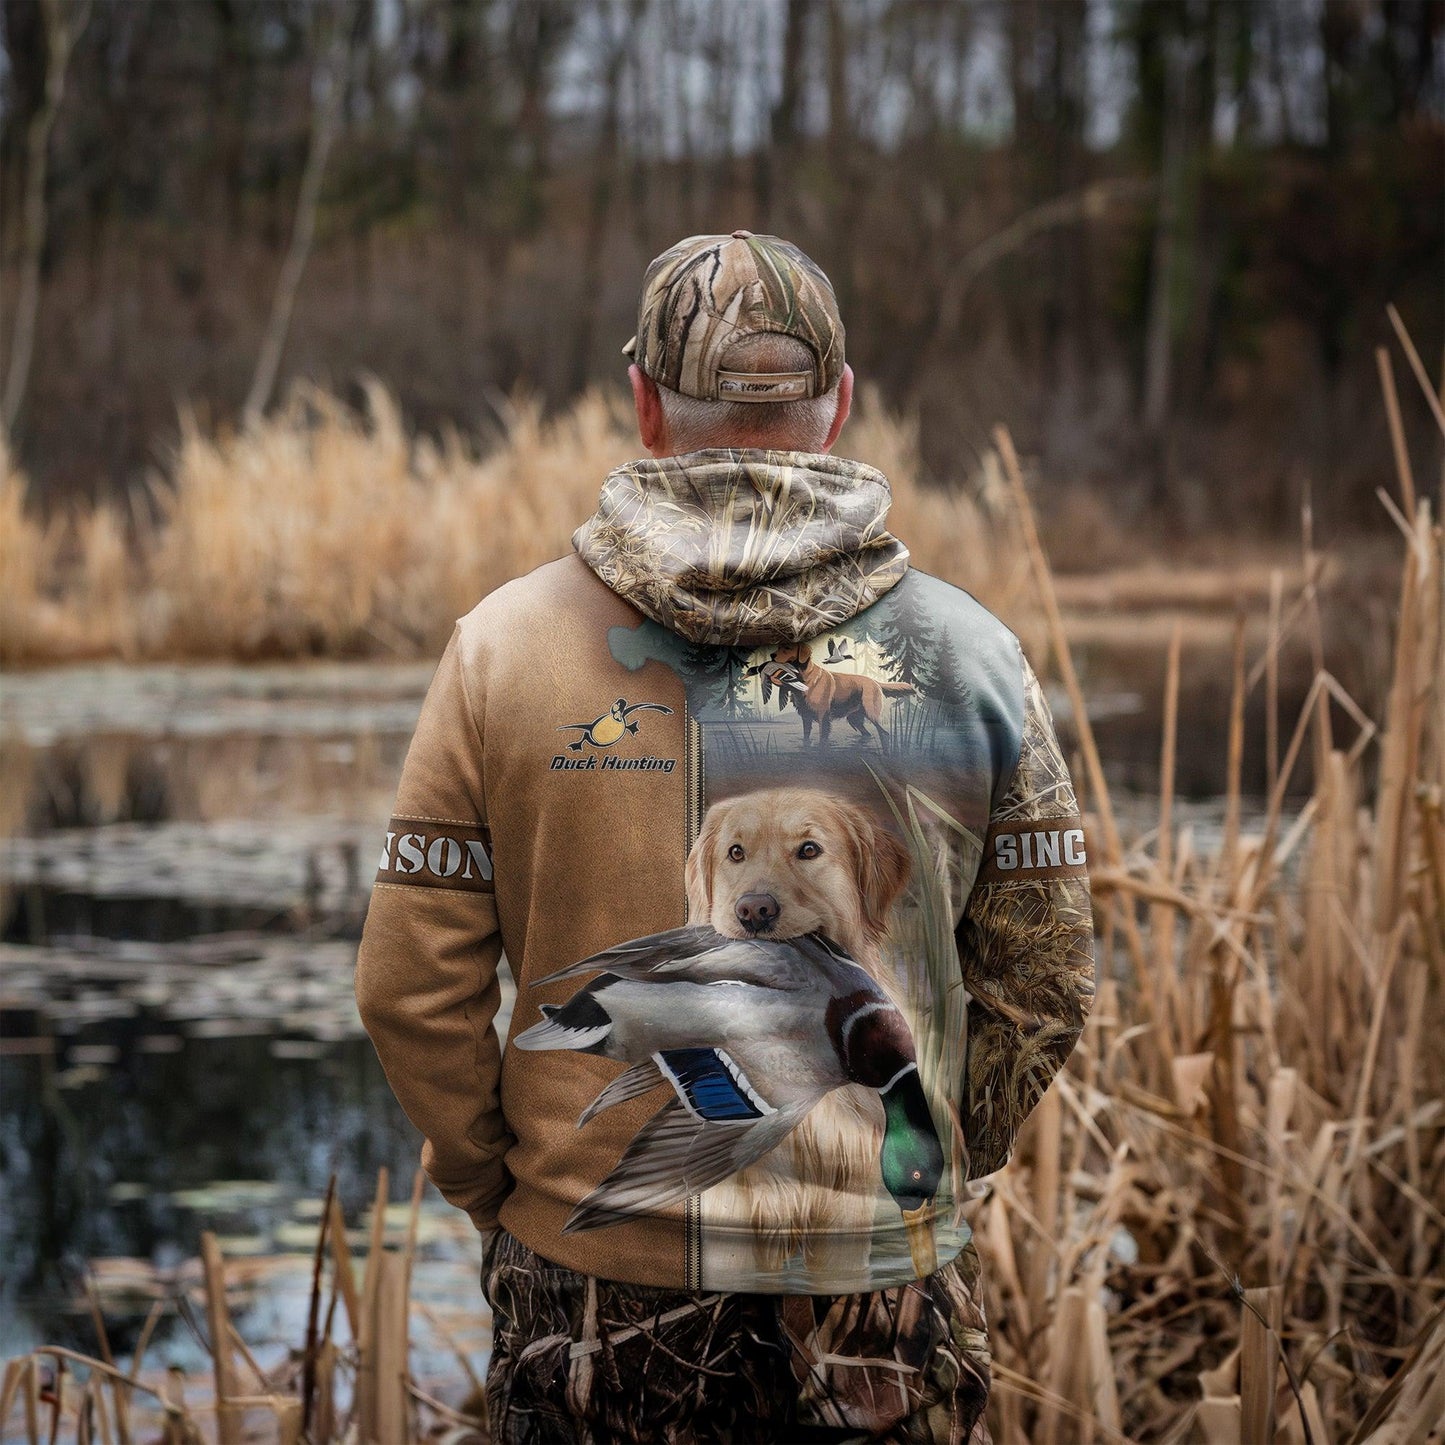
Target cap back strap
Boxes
[714,369,816,402]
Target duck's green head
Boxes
[879,1064,945,1214]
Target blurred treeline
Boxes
[1,0,1442,532]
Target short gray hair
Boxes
[656,333,840,453]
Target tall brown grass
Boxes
[2,361,1442,1441]
[973,422,1444,1442]
[0,383,1024,666]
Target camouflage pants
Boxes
[482,1229,992,1445]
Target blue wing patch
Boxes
[655,1048,776,1121]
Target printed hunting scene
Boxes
[1,1,1443,1442]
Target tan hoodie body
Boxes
[355,448,1094,1295]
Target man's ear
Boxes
[630,364,669,457]
[820,363,854,454]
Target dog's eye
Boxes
[727,844,745,862]
[797,841,822,860]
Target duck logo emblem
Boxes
[558,697,674,752]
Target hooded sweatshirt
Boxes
[355,448,1094,1296]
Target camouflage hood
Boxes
[572,449,910,647]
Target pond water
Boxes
[0,652,1271,1394]
[0,661,513,1399]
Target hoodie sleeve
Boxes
[354,621,513,1230]
[955,652,1095,1180]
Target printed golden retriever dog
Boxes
[770,641,915,746]
[685,788,913,1283]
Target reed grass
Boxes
[0,383,1022,666]
[2,334,1443,1442]
[871,770,983,1236]
[970,328,1445,1441]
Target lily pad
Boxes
[171,1180,285,1211]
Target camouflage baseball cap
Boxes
[623,230,845,402]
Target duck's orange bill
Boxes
[902,1203,937,1277]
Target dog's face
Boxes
[685,788,910,960]
[771,643,813,671]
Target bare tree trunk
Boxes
[568,1,639,396]
[754,0,811,221]
[243,10,351,427]
[825,0,849,171]
[706,4,742,203]
[506,0,575,243]
[824,0,864,319]
[2,0,89,437]
[1143,39,1189,440]
[670,2,699,233]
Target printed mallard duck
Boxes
[514,925,944,1254]
[822,638,856,665]
[742,658,808,711]
[557,698,673,751]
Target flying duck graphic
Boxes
[823,638,856,664]
[558,698,673,751]
[514,925,944,1266]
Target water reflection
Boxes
[0,1035,424,1353]
[0,662,498,1376]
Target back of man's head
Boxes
[623,231,853,457]
[655,333,839,452]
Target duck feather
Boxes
[534,925,805,990]
[576,1058,666,1126]
[564,1097,806,1233]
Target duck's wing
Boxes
[513,983,614,1053]
[576,1058,666,1126]
[578,1047,773,1130]
[562,1097,806,1234]
[657,1046,776,1121]
[535,927,791,989]
[533,925,721,986]
[794,931,876,980]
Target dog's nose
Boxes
[735,893,780,932]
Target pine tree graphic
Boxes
[922,628,972,707]
[875,583,939,695]
[679,643,755,718]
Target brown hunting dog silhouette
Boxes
[769,642,914,745]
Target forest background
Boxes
[2,0,1441,537]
